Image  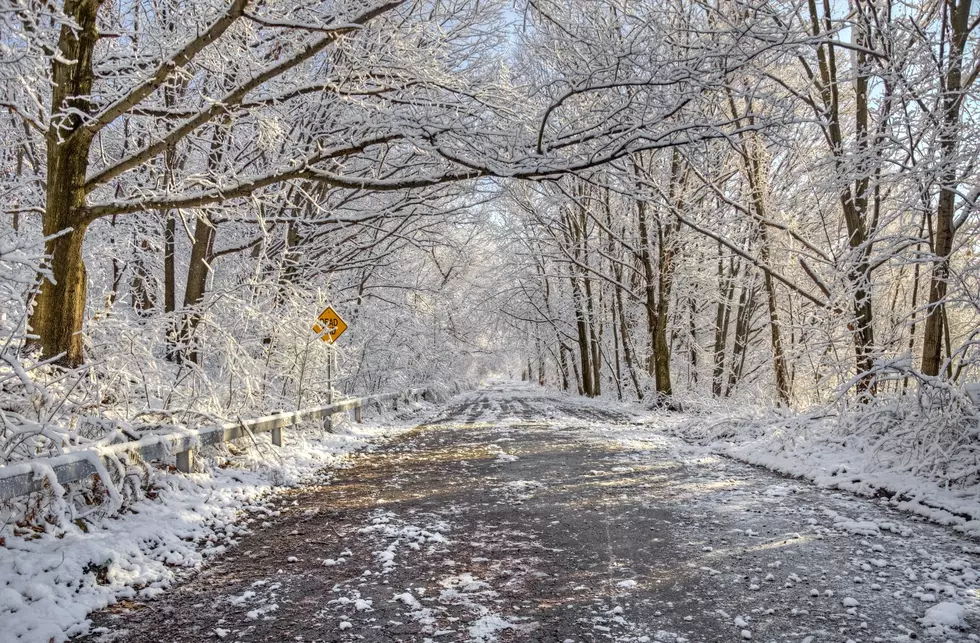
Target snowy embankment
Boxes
[662,402,980,539]
[0,414,421,643]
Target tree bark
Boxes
[805,0,878,396]
[175,213,217,364]
[742,135,791,405]
[713,249,736,397]
[28,0,102,366]
[728,280,757,395]
[636,197,670,400]
[921,0,973,377]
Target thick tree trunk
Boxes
[33,222,91,365]
[565,198,598,398]
[28,0,102,366]
[648,151,685,402]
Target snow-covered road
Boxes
[80,384,978,642]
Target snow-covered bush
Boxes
[0,225,55,464]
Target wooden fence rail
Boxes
[0,388,430,503]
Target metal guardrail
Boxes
[0,388,430,503]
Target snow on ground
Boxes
[0,411,423,643]
[318,508,534,642]
[660,405,980,539]
[533,379,980,540]
[588,413,980,641]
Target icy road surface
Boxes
[81,384,978,642]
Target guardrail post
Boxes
[323,413,333,432]
[176,449,194,473]
[354,403,362,423]
[272,422,284,447]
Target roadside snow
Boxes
[663,407,980,538]
[0,417,418,643]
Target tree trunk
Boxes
[635,198,666,399]
[28,0,101,366]
[572,275,595,397]
[921,0,973,377]
[130,233,157,315]
[610,284,624,400]
[174,124,228,363]
[606,204,643,399]
[537,338,546,386]
[33,222,92,365]
[713,249,736,397]
[804,0,878,396]
[688,297,699,388]
[728,280,757,395]
[615,280,642,400]
[175,214,217,364]
[559,343,571,391]
[584,274,601,397]
[743,139,791,405]
[648,151,686,402]
[653,212,676,402]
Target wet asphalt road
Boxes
[80,385,979,642]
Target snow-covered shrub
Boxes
[0,225,55,464]
[0,229,168,525]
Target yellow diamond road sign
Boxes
[312,306,348,344]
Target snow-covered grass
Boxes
[659,391,980,539]
[0,413,421,643]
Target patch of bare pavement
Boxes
[80,384,979,643]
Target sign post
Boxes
[312,306,349,406]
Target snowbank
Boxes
[665,399,980,539]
